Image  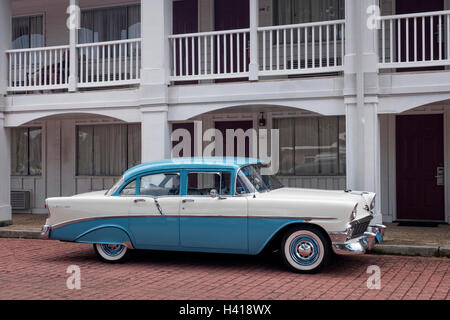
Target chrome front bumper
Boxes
[40,224,51,239]
[329,224,386,255]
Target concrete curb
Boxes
[0,229,42,239]
[371,244,450,258]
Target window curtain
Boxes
[273,116,345,176]
[28,128,42,175]
[10,127,42,176]
[294,117,320,175]
[127,124,141,169]
[318,117,338,175]
[78,10,94,44]
[275,0,344,25]
[274,118,294,175]
[128,5,141,39]
[93,7,127,42]
[338,116,346,174]
[30,16,44,48]
[12,17,30,49]
[93,124,127,176]
[11,128,28,175]
[77,124,141,176]
[77,126,93,175]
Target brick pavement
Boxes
[0,238,448,300]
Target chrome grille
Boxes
[350,216,372,239]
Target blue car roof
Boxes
[123,157,261,180]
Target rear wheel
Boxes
[93,243,130,263]
[280,226,331,273]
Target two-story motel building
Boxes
[1,0,450,226]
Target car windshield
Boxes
[106,176,125,196]
[240,164,284,193]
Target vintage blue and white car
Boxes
[41,157,385,273]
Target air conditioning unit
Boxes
[11,190,31,210]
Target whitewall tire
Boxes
[94,243,130,263]
[280,226,330,273]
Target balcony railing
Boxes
[169,28,251,81]
[379,10,450,69]
[258,20,345,76]
[7,45,70,91]
[169,19,345,82]
[6,38,141,93]
[77,39,141,88]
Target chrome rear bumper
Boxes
[40,224,51,239]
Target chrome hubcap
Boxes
[296,241,315,259]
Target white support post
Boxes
[249,0,259,81]
[140,0,173,162]
[344,0,383,224]
[141,105,171,162]
[0,0,12,225]
[68,0,79,92]
[140,0,172,95]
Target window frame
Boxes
[138,171,181,197]
[273,115,346,177]
[12,14,45,49]
[185,170,234,197]
[78,3,141,43]
[75,123,141,177]
[10,126,43,177]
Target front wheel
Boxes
[280,226,331,273]
[93,243,130,263]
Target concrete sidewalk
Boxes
[0,214,449,258]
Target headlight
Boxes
[350,204,358,221]
[370,195,376,210]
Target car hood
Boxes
[256,188,374,218]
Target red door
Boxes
[215,120,253,157]
[214,0,249,82]
[173,0,198,84]
[396,114,444,221]
[396,0,444,71]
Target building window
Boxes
[11,127,42,176]
[273,116,346,176]
[76,124,141,176]
[273,0,345,25]
[78,4,141,44]
[12,15,44,49]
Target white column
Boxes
[0,0,12,225]
[140,0,173,162]
[249,0,259,81]
[141,106,171,162]
[140,0,172,94]
[344,0,382,223]
[68,0,79,92]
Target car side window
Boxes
[187,172,231,196]
[139,173,180,196]
[120,180,137,196]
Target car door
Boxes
[179,170,248,252]
[128,171,181,249]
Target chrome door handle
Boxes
[134,199,146,203]
[182,199,194,203]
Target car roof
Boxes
[123,157,261,180]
